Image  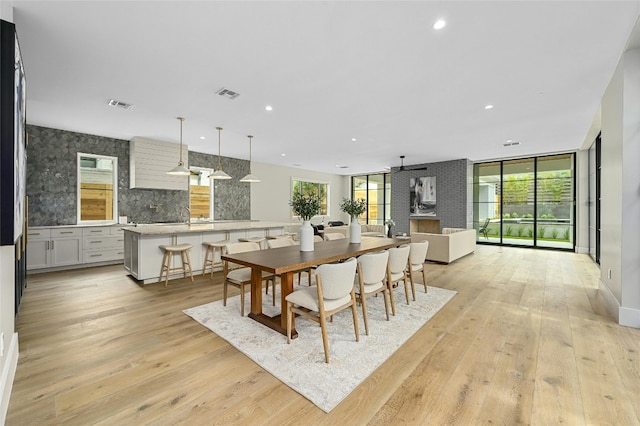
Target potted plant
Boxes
[290,192,322,251]
[339,198,367,243]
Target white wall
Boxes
[620,47,640,325]
[0,5,19,424]
[597,45,640,328]
[249,161,351,224]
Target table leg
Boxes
[250,267,263,315]
[248,268,297,339]
[279,271,295,332]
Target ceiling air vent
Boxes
[503,141,521,147]
[216,87,240,100]
[108,99,133,110]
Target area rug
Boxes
[183,282,456,413]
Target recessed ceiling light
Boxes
[485,104,494,110]
[351,138,357,142]
[265,105,273,111]
[200,136,205,140]
[281,153,286,157]
[433,19,446,30]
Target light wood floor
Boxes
[7,245,640,425]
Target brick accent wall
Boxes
[390,158,473,234]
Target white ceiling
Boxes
[11,1,640,175]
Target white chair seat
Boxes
[227,268,273,283]
[286,287,352,312]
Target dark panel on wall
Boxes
[391,158,472,234]
[26,125,250,225]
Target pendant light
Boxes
[239,135,260,183]
[167,117,191,176]
[209,126,232,180]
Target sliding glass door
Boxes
[473,153,575,250]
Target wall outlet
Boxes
[608,268,612,279]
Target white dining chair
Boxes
[407,241,429,300]
[285,257,359,363]
[387,244,411,311]
[355,250,391,335]
[324,232,346,240]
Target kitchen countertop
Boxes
[123,221,297,235]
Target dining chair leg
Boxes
[223,280,228,306]
[286,301,293,344]
[403,274,411,305]
[360,295,370,336]
[319,311,330,363]
[350,301,360,342]
[382,289,390,321]
[422,268,428,293]
[387,282,397,315]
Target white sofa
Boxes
[410,228,476,263]
[322,224,385,238]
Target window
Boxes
[351,173,391,225]
[189,166,214,221]
[473,153,575,250]
[291,179,329,217]
[77,153,118,224]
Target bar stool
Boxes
[238,236,266,249]
[158,243,194,287]
[202,239,231,278]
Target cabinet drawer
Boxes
[84,249,124,263]
[28,229,51,240]
[83,226,112,237]
[51,228,82,238]
[84,235,124,250]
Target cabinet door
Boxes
[51,238,82,266]
[26,240,50,269]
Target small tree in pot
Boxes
[290,192,322,251]
[339,198,367,243]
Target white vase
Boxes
[299,220,314,251]
[349,217,361,243]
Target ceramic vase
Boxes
[299,220,314,251]
[349,217,361,244]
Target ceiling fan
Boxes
[394,155,428,173]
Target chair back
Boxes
[357,251,389,285]
[267,238,295,249]
[225,241,261,255]
[409,241,429,265]
[315,257,357,300]
[388,244,410,274]
[324,233,346,240]
[313,235,324,242]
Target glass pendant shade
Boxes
[209,126,232,180]
[167,117,191,176]
[240,135,260,183]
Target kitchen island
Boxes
[123,221,297,284]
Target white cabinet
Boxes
[27,225,126,272]
[26,229,51,269]
[83,226,125,263]
[27,227,82,270]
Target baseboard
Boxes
[619,307,640,329]
[0,332,18,424]
[598,278,620,322]
[575,245,589,254]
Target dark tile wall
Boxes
[26,125,249,226]
[390,158,472,234]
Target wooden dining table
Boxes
[221,236,410,338]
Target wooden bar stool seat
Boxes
[158,243,194,287]
[202,239,231,278]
